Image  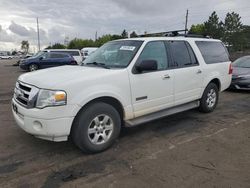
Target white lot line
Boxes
[168,119,248,150]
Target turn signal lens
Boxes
[55,92,66,102]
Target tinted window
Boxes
[68,51,80,56]
[169,41,193,67]
[137,41,168,70]
[186,42,198,65]
[53,51,79,56]
[50,53,68,58]
[196,41,229,64]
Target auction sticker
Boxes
[120,46,136,51]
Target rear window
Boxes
[195,41,229,64]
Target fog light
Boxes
[33,121,43,131]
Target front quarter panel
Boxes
[61,69,134,120]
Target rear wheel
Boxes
[71,102,121,153]
[199,83,219,113]
[29,64,38,72]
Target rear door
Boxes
[46,53,64,67]
[168,41,203,105]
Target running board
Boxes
[125,101,200,127]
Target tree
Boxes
[188,24,205,35]
[121,29,128,38]
[204,11,224,39]
[95,35,113,47]
[45,43,66,49]
[130,31,138,38]
[67,38,95,49]
[21,40,29,53]
[223,12,243,51]
[52,43,66,49]
[11,50,17,55]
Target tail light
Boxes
[229,63,233,74]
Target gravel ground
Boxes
[0,59,249,188]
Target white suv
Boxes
[12,37,232,153]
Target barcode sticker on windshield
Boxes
[120,46,136,51]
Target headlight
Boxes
[36,89,67,108]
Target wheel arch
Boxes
[70,96,125,135]
[209,78,221,91]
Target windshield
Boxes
[83,40,143,68]
[233,56,250,68]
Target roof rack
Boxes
[138,29,210,39]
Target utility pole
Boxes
[185,9,189,35]
[95,31,98,41]
[36,17,41,52]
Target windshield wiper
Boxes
[85,62,110,69]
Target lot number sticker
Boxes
[120,46,136,51]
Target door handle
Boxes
[197,69,202,74]
[162,74,171,80]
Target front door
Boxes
[129,41,175,118]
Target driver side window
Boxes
[137,41,168,70]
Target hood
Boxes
[18,66,117,89]
[233,67,250,76]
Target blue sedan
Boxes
[19,52,78,71]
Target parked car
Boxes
[81,47,98,60]
[19,51,77,71]
[12,37,232,153]
[230,56,250,90]
[43,49,82,64]
[0,55,13,59]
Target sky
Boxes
[0,0,250,52]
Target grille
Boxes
[14,81,39,108]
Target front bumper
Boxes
[12,98,80,142]
[19,63,29,70]
[230,78,250,90]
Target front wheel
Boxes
[71,102,121,153]
[199,83,219,113]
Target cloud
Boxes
[0,25,14,42]
[8,21,34,36]
[0,0,250,51]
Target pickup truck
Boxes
[12,37,232,153]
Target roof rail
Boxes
[138,29,210,39]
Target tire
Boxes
[71,102,121,153]
[29,64,38,72]
[199,83,219,113]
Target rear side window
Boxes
[68,51,80,56]
[50,53,68,58]
[53,51,80,56]
[169,41,197,67]
[196,41,229,64]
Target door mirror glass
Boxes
[135,60,158,73]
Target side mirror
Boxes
[135,60,158,73]
[39,56,44,60]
